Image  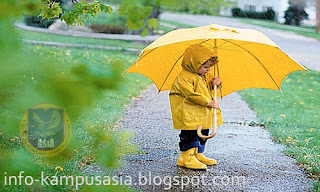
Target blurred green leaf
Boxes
[140,28,149,37]
[100,4,113,13]
[59,1,113,26]
[39,2,62,19]
[147,18,158,29]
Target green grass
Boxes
[239,69,320,190]
[159,19,195,34]
[237,18,320,41]
[17,29,148,50]
[17,18,195,51]
[161,19,194,29]
[0,44,151,191]
[84,11,127,26]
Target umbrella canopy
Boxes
[126,24,307,97]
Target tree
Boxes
[116,0,162,36]
[35,0,230,36]
[301,0,319,33]
[316,0,320,33]
[284,3,308,26]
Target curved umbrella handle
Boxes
[197,61,218,140]
[197,110,218,139]
[197,86,218,140]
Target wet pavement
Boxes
[88,13,317,191]
[115,85,311,191]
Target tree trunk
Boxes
[316,0,320,33]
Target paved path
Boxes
[113,13,316,191]
[160,13,320,72]
[15,23,159,43]
[23,40,140,53]
[116,85,311,191]
[64,13,315,191]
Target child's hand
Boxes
[212,77,221,86]
[207,100,219,109]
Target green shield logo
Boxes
[20,103,72,156]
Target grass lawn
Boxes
[0,43,151,191]
[17,20,190,50]
[237,18,320,41]
[239,69,320,190]
[218,17,320,190]
[161,19,195,29]
[18,30,148,50]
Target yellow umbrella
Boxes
[125,24,307,138]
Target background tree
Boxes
[284,3,309,26]
[34,0,229,36]
[316,0,320,33]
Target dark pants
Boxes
[179,129,209,153]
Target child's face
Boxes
[197,60,214,75]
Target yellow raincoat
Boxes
[169,45,223,130]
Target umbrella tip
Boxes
[139,50,144,57]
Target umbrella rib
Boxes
[123,48,157,73]
[221,39,280,90]
[216,40,229,48]
[216,48,246,52]
[176,42,194,46]
[158,53,185,92]
[136,47,157,63]
[218,42,255,48]
[203,41,247,52]
[158,39,210,92]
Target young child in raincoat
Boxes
[169,44,223,170]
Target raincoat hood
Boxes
[181,44,216,73]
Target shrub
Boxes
[164,0,222,16]
[85,11,127,27]
[231,7,275,21]
[231,7,242,17]
[89,24,125,34]
[24,15,54,28]
[284,4,308,26]
[265,9,275,20]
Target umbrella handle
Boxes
[197,122,217,139]
[197,64,218,140]
[197,106,218,139]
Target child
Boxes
[169,44,223,170]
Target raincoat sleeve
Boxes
[177,76,211,106]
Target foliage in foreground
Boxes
[0,0,148,191]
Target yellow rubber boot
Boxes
[177,148,207,169]
[195,153,217,165]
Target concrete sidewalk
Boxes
[15,23,160,43]
[116,85,311,191]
